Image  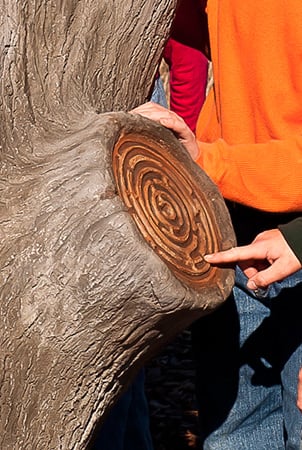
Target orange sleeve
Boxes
[195,136,302,213]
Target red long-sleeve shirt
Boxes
[163,39,208,132]
[163,0,209,132]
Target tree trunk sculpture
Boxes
[0,1,236,449]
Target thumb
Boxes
[246,262,284,290]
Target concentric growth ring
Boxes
[112,134,220,290]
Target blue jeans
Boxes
[192,267,302,450]
[90,369,153,450]
[150,75,168,108]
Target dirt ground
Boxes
[145,330,201,450]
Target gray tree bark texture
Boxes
[0,1,236,449]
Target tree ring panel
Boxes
[112,132,223,291]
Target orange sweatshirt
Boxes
[195,0,302,213]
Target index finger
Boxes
[204,244,265,264]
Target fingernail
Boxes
[160,119,169,125]
[247,280,258,290]
[247,280,268,298]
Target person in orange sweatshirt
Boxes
[131,1,302,448]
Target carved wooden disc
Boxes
[112,132,224,291]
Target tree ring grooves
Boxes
[112,133,220,290]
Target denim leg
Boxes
[192,268,302,450]
[91,370,153,450]
[276,272,302,450]
[123,369,154,450]
[150,76,168,108]
[90,384,132,450]
[282,346,302,450]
